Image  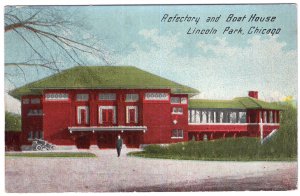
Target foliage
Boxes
[5,112,21,131]
[5,152,96,158]
[129,104,297,161]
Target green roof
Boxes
[234,97,284,110]
[189,99,246,109]
[189,97,284,110]
[9,66,199,99]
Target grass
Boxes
[128,138,296,161]
[129,104,297,161]
[5,152,96,158]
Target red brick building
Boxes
[10,66,283,149]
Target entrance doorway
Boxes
[75,135,90,149]
[97,132,142,148]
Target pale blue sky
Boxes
[5,4,298,101]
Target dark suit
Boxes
[116,138,123,157]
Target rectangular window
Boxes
[99,106,116,124]
[188,109,199,123]
[239,112,247,123]
[171,97,181,104]
[31,98,40,104]
[202,111,208,123]
[27,131,33,140]
[40,132,44,139]
[77,106,89,125]
[76,94,89,101]
[181,97,187,104]
[172,107,183,114]
[196,110,201,123]
[171,129,184,139]
[126,106,138,123]
[34,131,39,139]
[269,111,273,123]
[45,93,68,101]
[23,98,30,104]
[126,94,139,102]
[171,97,187,104]
[229,112,237,123]
[263,111,267,123]
[145,93,169,101]
[27,109,43,116]
[99,93,116,101]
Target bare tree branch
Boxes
[5,6,112,79]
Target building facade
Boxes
[10,66,283,149]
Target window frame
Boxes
[172,107,183,115]
[27,131,33,140]
[22,98,30,104]
[98,93,116,101]
[170,97,181,104]
[45,93,69,101]
[77,106,89,125]
[144,92,169,101]
[181,97,187,104]
[125,94,139,102]
[126,106,138,124]
[27,109,43,116]
[76,94,89,101]
[98,106,117,124]
[30,98,40,104]
[171,129,184,139]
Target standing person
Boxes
[116,134,123,157]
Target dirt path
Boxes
[5,149,298,192]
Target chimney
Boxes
[248,91,258,99]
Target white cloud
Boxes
[117,29,297,101]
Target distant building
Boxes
[9,66,283,149]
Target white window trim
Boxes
[77,106,89,125]
[27,109,43,116]
[99,106,116,124]
[171,136,184,139]
[181,97,187,104]
[31,98,40,104]
[171,129,184,139]
[76,94,89,101]
[126,106,138,124]
[45,93,69,101]
[145,92,169,101]
[99,93,116,101]
[170,97,181,104]
[172,107,183,115]
[22,98,30,104]
[125,94,139,102]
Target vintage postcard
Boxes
[3,3,298,193]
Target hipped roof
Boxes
[9,66,200,99]
[189,97,284,110]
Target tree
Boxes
[5,6,112,82]
[5,111,21,131]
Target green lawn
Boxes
[129,104,297,161]
[5,152,96,158]
[128,138,297,161]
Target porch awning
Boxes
[68,126,147,132]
